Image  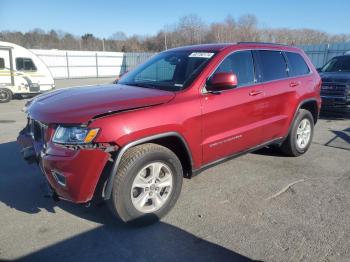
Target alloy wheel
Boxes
[131,162,173,213]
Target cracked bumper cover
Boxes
[17,131,111,203]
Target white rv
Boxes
[0,41,55,103]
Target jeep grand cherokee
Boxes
[18,43,321,225]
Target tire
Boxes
[281,109,314,157]
[107,143,183,226]
[0,88,12,103]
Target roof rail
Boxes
[237,42,289,46]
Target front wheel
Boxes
[0,88,12,103]
[281,109,314,157]
[107,143,183,225]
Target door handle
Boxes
[249,90,263,96]
[290,81,300,87]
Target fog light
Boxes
[51,170,66,187]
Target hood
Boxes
[28,84,175,124]
[319,72,350,83]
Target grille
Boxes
[321,82,349,97]
[29,119,48,142]
[29,83,40,92]
[322,78,349,83]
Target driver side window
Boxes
[215,51,255,87]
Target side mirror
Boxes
[316,67,322,72]
[206,72,238,92]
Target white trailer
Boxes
[0,41,55,103]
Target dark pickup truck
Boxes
[319,55,350,108]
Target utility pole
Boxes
[164,31,168,50]
[102,38,105,51]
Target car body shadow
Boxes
[251,146,287,157]
[324,128,350,151]
[16,223,258,262]
[0,141,260,262]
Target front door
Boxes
[0,49,12,87]
[201,50,265,164]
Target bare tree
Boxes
[1,14,349,52]
[176,14,206,45]
[110,31,127,41]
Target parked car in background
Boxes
[18,42,321,225]
[0,41,55,103]
[318,55,350,109]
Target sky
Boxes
[0,0,349,38]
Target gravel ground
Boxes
[0,78,349,262]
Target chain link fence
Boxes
[31,42,350,79]
[299,42,350,68]
[122,52,155,74]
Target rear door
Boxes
[0,49,12,87]
[201,50,266,164]
[253,50,295,142]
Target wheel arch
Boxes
[102,132,193,200]
[284,98,319,141]
[299,99,319,124]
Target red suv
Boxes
[18,43,321,225]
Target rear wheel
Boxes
[0,88,12,103]
[281,109,314,156]
[108,143,183,225]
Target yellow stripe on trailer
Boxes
[0,71,45,77]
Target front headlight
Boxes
[53,126,100,144]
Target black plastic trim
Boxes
[192,137,284,177]
[103,132,193,200]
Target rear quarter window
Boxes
[256,50,288,82]
[285,52,310,76]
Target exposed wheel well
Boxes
[146,136,192,178]
[99,133,194,201]
[300,100,318,124]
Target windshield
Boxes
[321,56,350,72]
[118,50,216,91]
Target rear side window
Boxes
[16,58,37,71]
[285,52,310,76]
[256,50,288,82]
[0,58,4,69]
[215,51,255,87]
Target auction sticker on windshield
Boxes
[189,52,214,58]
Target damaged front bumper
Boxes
[17,123,113,203]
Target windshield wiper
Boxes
[121,82,159,89]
